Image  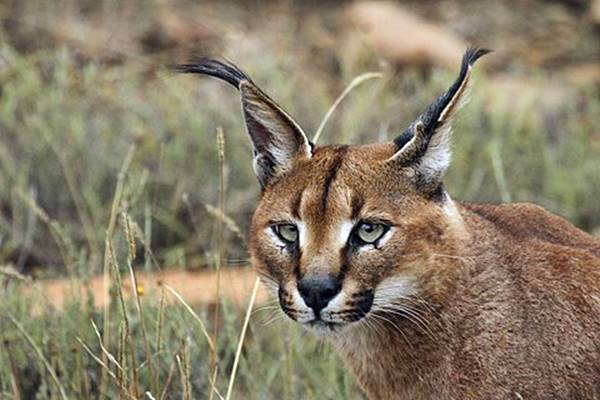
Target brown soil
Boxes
[24,267,268,313]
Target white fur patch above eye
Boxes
[338,220,355,247]
[297,221,307,247]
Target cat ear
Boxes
[174,59,312,188]
[388,47,490,189]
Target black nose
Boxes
[297,275,342,314]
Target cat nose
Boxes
[297,275,342,314]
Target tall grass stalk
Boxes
[75,336,134,399]
[165,286,216,354]
[1,337,23,399]
[15,189,75,272]
[210,127,227,400]
[175,340,192,400]
[225,276,261,400]
[7,312,68,400]
[122,211,159,395]
[313,72,383,144]
[100,145,136,396]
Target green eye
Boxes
[356,222,387,244]
[274,224,298,243]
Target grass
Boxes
[1,5,599,398]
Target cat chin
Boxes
[301,319,356,337]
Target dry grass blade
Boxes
[225,277,261,400]
[165,285,225,399]
[0,265,30,282]
[107,219,141,398]
[15,189,74,269]
[156,288,166,354]
[313,72,383,144]
[1,335,24,399]
[208,368,225,400]
[121,212,159,395]
[175,350,192,400]
[6,312,68,400]
[90,319,124,373]
[128,217,162,271]
[164,285,216,353]
[76,337,118,380]
[76,337,136,400]
[101,144,136,395]
[159,355,177,400]
[204,204,246,245]
[211,127,226,400]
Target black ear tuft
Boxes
[393,128,414,150]
[463,47,492,68]
[391,47,491,155]
[172,58,250,89]
[414,47,491,144]
[388,47,490,189]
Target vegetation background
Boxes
[0,0,599,398]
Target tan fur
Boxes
[177,52,600,399]
[249,144,600,399]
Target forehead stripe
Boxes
[320,146,348,214]
[291,188,304,219]
[350,194,365,220]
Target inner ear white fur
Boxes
[240,83,312,186]
[415,70,473,179]
[417,124,453,180]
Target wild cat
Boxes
[175,48,600,399]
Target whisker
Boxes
[252,305,280,315]
[262,313,285,327]
[368,312,414,351]
[362,315,383,338]
[374,305,437,341]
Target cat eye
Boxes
[355,222,388,245]
[273,224,299,244]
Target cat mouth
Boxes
[277,285,375,334]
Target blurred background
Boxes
[0,0,599,399]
